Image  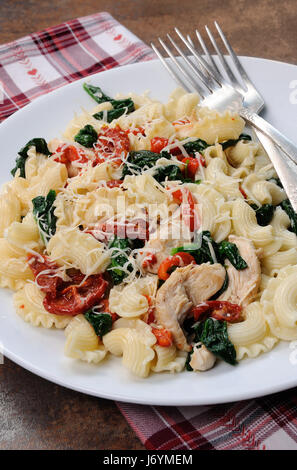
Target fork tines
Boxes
[151,22,251,97]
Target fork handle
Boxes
[239,108,297,166]
[253,128,297,213]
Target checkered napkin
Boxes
[0,11,154,121]
[1,11,297,451]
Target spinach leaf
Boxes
[11,138,51,178]
[32,190,57,244]
[183,138,209,154]
[74,124,98,148]
[221,133,251,151]
[218,241,248,270]
[250,203,275,226]
[93,100,134,123]
[171,232,247,275]
[121,150,171,179]
[171,231,220,265]
[153,164,184,183]
[280,199,297,235]
[83,83,135,123]
[193,318,237,365]
[84,310,112,337]
[107,236,133,285]
[83,83,114,103]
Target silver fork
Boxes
[193,22,297,212]
[151,27,297,210]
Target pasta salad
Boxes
[2,83,297,377]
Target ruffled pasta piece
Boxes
[231,199,274,247]
[65,161,122,195]
[54,192,78,229]
[164,88,200,121]
[64,314,107,364]
[184,182,232,242]
[204,143,228,165]
[205,158,242,200]
[176,108,245,144]
[24,146,51,181]
[5,177,29,215]
[0,187,21,236]
[14,283,72,328]
[226,139,259,168]
[271,207,297,250]
[73,187,127,226]
[212,201,233,243]
[118,101,164,124]
[109,276,158,318]
[261,265,297,340]
[228,302,278,360]
[195,194,217,234]
[26,159,68,204]
[103,320,156,377]
[47,228,110,275]
[6,212,44,252]
[151,345,186,373]
[0,238,34,290]
[242,174,286,206]
[123,174,169,205]
[254,152,277,180]
[262,248,297,276]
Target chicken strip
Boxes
[155,263,225,351]
[219,235,261,307]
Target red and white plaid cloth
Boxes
[0,11,296,451]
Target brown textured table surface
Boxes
[0,0,296,451]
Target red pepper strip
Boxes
[142,253,157,269]
[181,155,205,180]
[94,125,130,166]
[239,186,248,199]
[191,300,242,323]
[152,328,173,347]
[150,137,182,156]
[150,137,169,153]
[54,145,89,177]
[54,145,89,165]
[158,252,196,281]
[172,188,198,232]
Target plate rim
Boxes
[1,55,297,406]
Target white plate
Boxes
[1,57,297,406]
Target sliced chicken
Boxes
[219,235,261,307]
[185,263,227,305]
[155,263,225,351]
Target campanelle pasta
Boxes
[2,84,297,378]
